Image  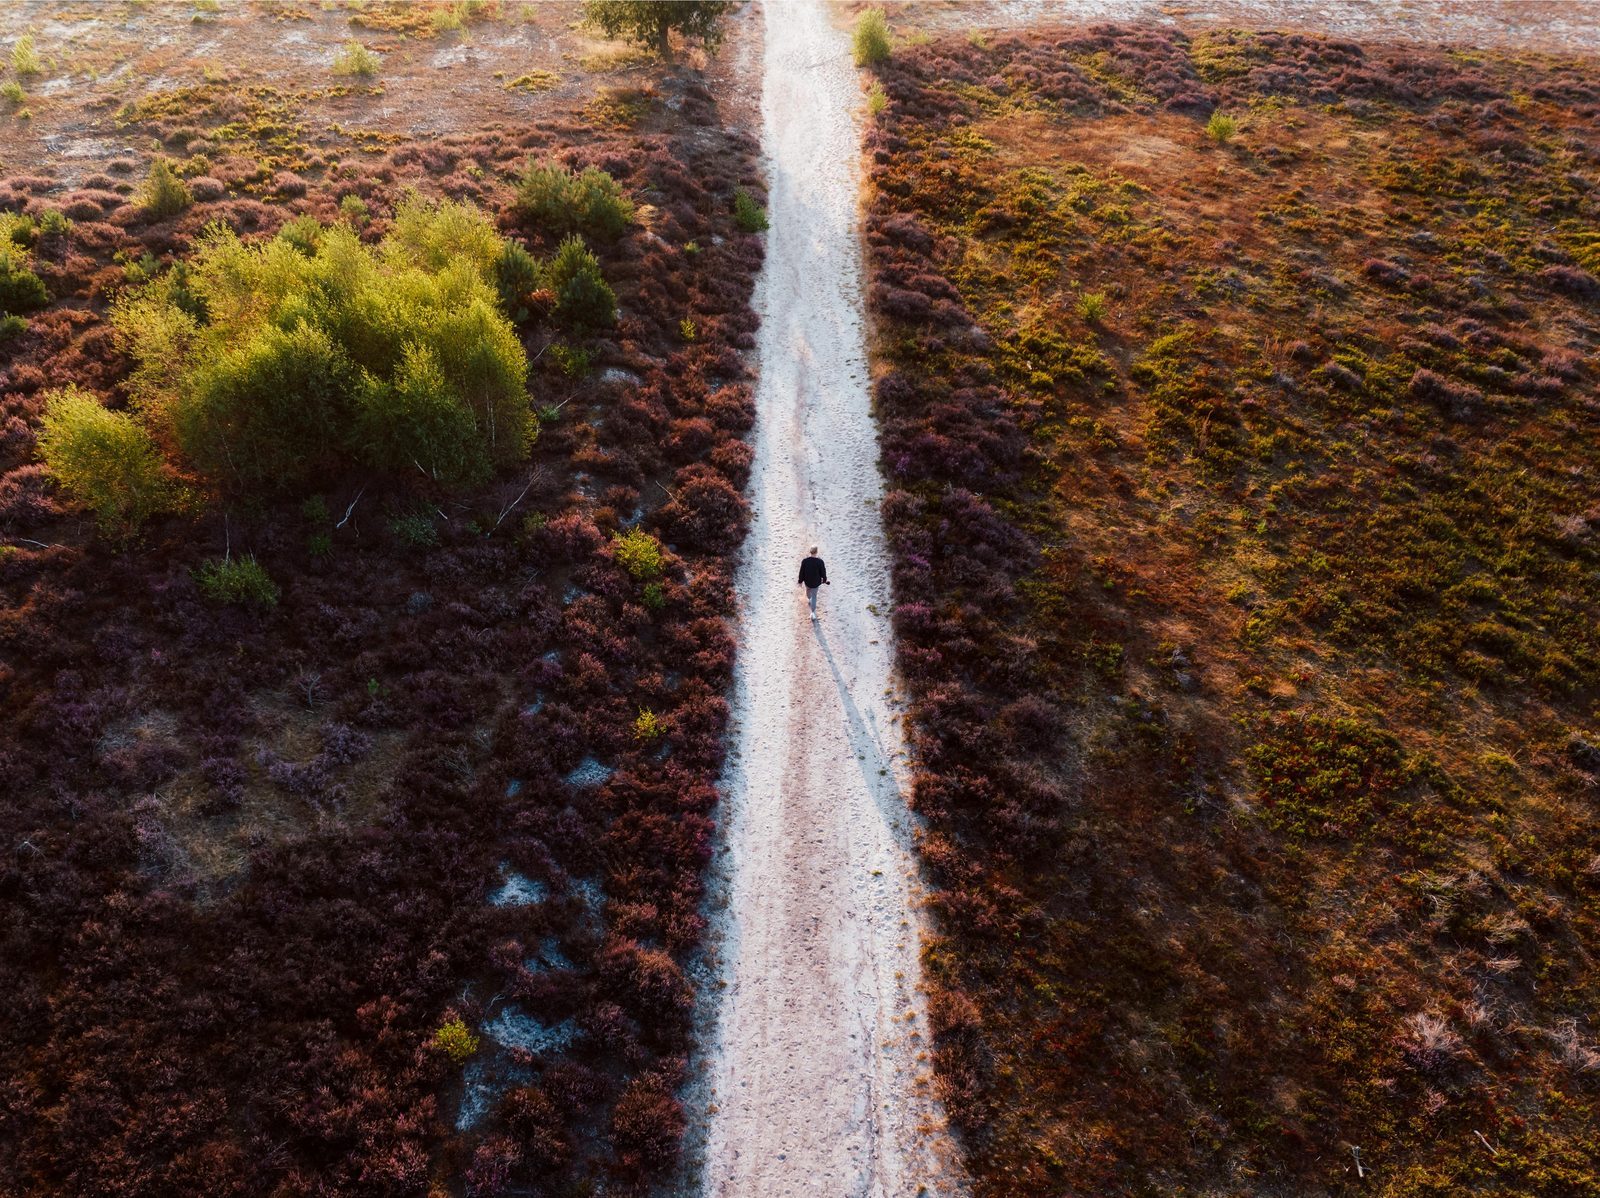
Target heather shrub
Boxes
[138,158,192,218]
[114,198,531,492]
[733,189,768,233]
[853,8,891,67]
[514,161,634,240]
[194,555,279,606]
[37,386,172,536]
[609,1078,685,1174]
[544,234,615,328]
[331,40,380,77]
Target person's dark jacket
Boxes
[798,556,828,587]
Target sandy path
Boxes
[698,2,968,1195]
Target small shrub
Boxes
[634,708,663,741]
[1,81,24,105]
[853,8,891,67]
[679,317,697,342]
[38,386,171,536]
[544,234,615,328]
[277,213,325,255]
[331,40,380,77]
[0,313,25,340]
[194,556,279,606]
[338,193,370,224]
[1206,110,1237,143]
[138,157,193,218]
[431,1016,479,1063]
[0,247,47,314]
[37,209,70,237]
[493,238,542,317]
[866,81,888,116]
[390,511,440,548]
[515,161,634,240]
[733,189,767,233]
[642,580,665,610]
[11,34,42,78]
[549,343,592,377]
[613,527,664,580]
[506,70,559,93]
[1077,291,1108,322]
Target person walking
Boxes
[797,546,829,619]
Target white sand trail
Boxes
[699,2,969,1195]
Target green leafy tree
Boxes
[38,386,172,536]
[115,199,534,497]
[582,0,731,63]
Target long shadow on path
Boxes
[810,618,916,852]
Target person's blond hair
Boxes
[809,546,818,554]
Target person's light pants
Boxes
[806,585,818,614]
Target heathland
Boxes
[862,22,1600,1198]
[0,2,762,1194]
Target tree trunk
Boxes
[655,14,673,62]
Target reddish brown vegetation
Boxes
[0,61,760,1198]
[866,25,1600,1198]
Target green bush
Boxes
[0,245,47,313]
[358,342,487,483]
[338,193,370,225]
[176,320,357,489]
[634,708,663,741]
[194,555,279,606]
[853,9,891,67]
[544,234,615,328]
[115,198,532,494]
[331,39,379,77]
[548,343,591,377]
[733,189,768,233]
[514,161,634,240]
[493,238,542,317]
[431,1016,479,1063]
[138,157,193,218]
[1077,291,1108,322]
[276,213,325,255]
[38,386,172,536]
[0,314,25,340]
[1206,110,1237,144]
[11,34,42,78]
[390,511,439,548]
[612,527,664,579]
[1,81,24,105]
[866,81,888,116]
